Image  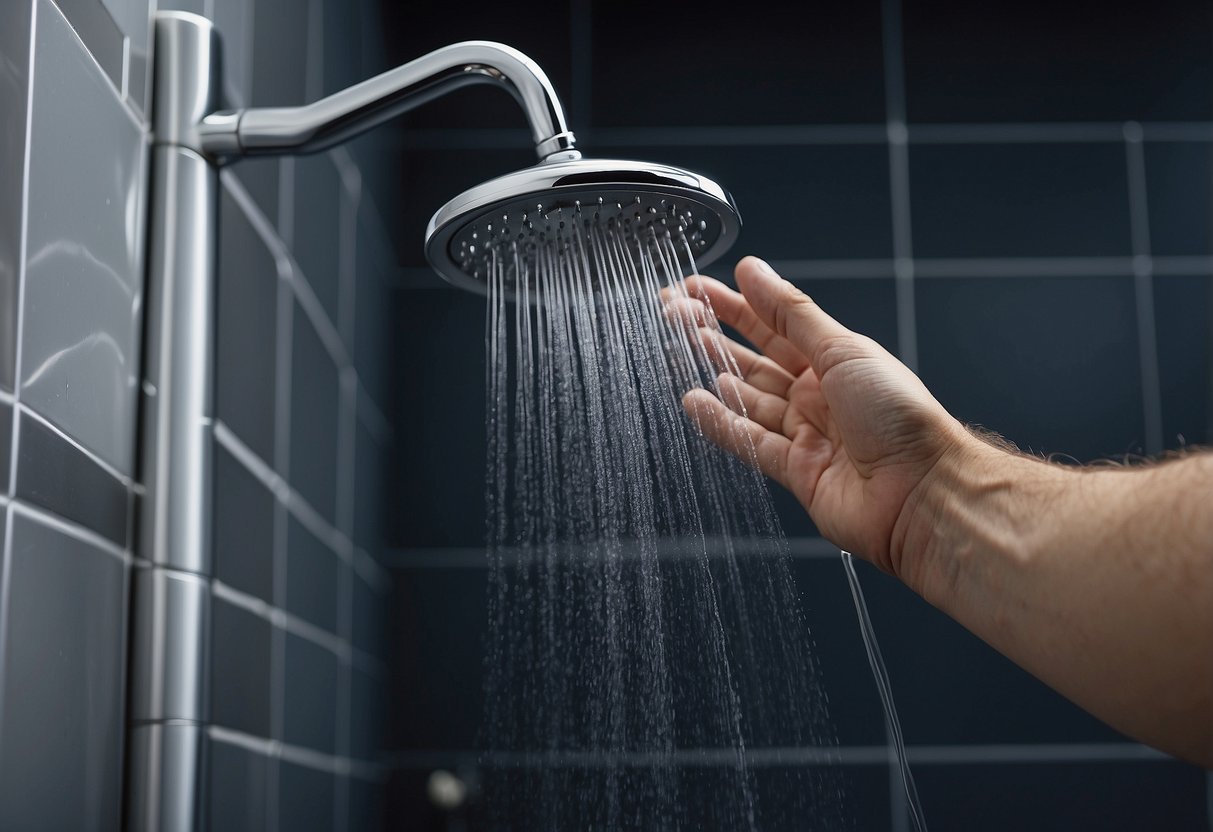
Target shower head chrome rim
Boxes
[425,157,741,296]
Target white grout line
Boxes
[213,418,355,563]
[10,498,130,565]
[1123,122,1165,455]
[397,256,1213,290]
[388,741,1172,770]
[120,33,129,100]
[270,169,294,832]
[209,724,385,782]
[17,402,136,488]
[387,121,1213,150]
[213,579,350,661]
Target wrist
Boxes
[892,424,1070,607]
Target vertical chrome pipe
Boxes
[128,12,220,832]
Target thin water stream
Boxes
[480,215,921,830]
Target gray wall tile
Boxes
[21,0,144,474]
[290,298,340,522]
[216,185,278,463]
[15,410,131,546]
[208,738,270,832]
[0,402,11,493]
[278,761,337,832]
[286,514,339,632]
[292,153,343,326]
[251,0,309,107]
[99,0,148,51]
[283,632,339,753]
[213,441,275,601]
[51,0,126,94]
[0,0,33,392]
[211,597,273,737]
[0,510,126,831]
[210,0,252,105]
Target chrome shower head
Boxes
[425,155,741,295]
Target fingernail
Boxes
[751,257,776,276]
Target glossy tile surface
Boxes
[1144,141,1213,256]
[914,760,1207,831]
[283,632,339,753]
[904,0,1213,122]
[0,0,32,392]
[910,143,1131,258]
[208,738,269,832]
[286,514,339,632]
[592,0,884,127]
[290,298,340,523]
[216,184,279,464]
[211,597,273,737]
[292,153,344,325]
[50,0,125,93]
[213,441,275,602]
[15,409,130,546]
[21,0,144,474]
[917,276,1145,462]
[1154,274,1213,448]
[278,761,336,832]
[0,510,126,830]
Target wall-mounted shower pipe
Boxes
[129,12,580,831]
[196,42,576,162]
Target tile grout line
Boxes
[389,741,1173,769]
[268,141,296,831]
[221,169,352,375]
[880,0,913,827]
[208,725,385,782]
[388,121,1213,150]
[335,154,361,831]
[1123,122,1165,455]
[394,254,1213,287]
[213,420,354,566]
[16,402,137,488]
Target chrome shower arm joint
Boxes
[197,40,578,162]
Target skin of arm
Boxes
[669,255,1213,767]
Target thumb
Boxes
[734,256,856,369]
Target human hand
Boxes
[667,256,977,579]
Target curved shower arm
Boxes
[196,40,578,162]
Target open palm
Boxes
[669,258,965,576]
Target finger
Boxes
[734,257,858,375]
[682,389,791,488]
[666,310,796,398]
[681,275,811,375]
[715,373,789,433]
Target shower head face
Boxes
[424,157,741,295]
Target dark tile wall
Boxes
[2,3,401,829]
[381,0,1213,830]
[201,0,398,828]
[0,1,143,828]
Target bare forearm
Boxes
[898,436,1213,766]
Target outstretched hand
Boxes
[667,256,972,578]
